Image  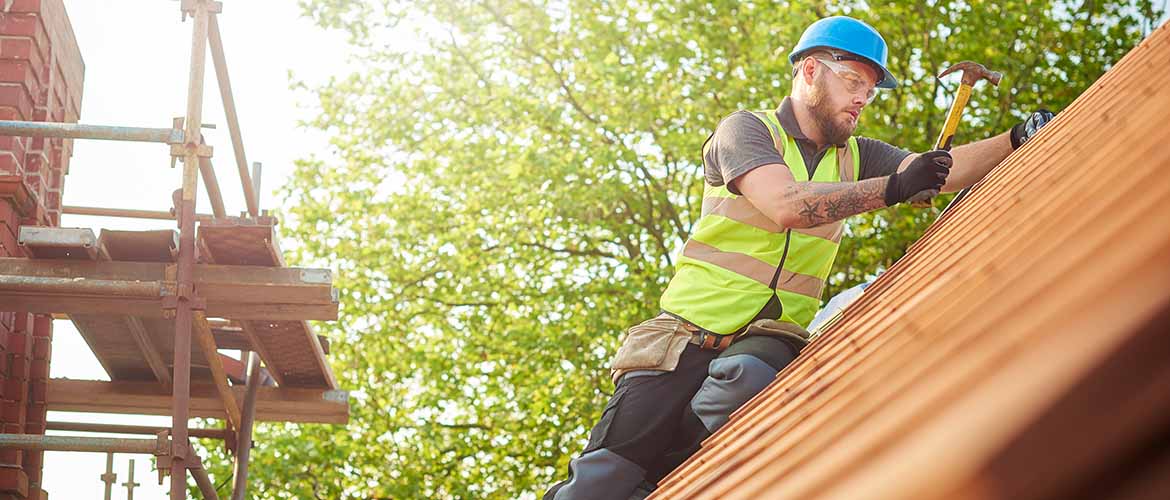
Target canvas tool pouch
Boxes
[743,318,812,354]
[609,313,692,384]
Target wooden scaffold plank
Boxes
[0,257,338,320]
[47,379,348,424]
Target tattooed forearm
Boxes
[781,178,888,227]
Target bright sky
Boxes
[41,1,351,497]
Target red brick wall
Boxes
[0,1,82,498]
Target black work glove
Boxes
[884,150,952,206]
[1010,109,1055,149]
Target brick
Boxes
[24,131,45,154]
[29,317,48,340]
[7,355,27,379]
[43,170,60,196]
[22,402,43,426]
[30,337,47,361]
[0,133,26,151]
[10,314,30,336]
[0,13,48,48]
[0,467,27,497]
[0,37,35,61]
[0,153,21,178]
[0,13,41,38]
[0,136,27,161]
[0,349,8,373]
[43,164,60,190]
[0,400,22,428]
[23,454,43,488]
[47,77,62,108]
[0,60,40,98]
[0,219,18,259]
[25,472,42,490]
[26,380,43,403]
[0,83,34,119]
[21,422,43,435]
[6,333,28,358]
[22,421,44,435]
[25,135,51,160]
[0,313,11,331]
[20,200,44,227]
[0,14,50,65]
[22,174,40,201]
[0,1,49,15]
[0,400,22,423]
[0,452,21,471]
[0,194,18,225]
[24,465,43,494]
[0,106,19,121]
[39,188,56,212]
[27,359,46,381]
[4,380,27,402]
[55,149,69,175]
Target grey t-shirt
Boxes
[703,108,911,194]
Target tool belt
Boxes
[681,317,812,353]
[679,321,739,351]
[609,314,814,383]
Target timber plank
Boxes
[47,378,348,424]
[196,220,337,390]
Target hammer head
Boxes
[938,61,1003,87]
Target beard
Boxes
[806,74,856,144]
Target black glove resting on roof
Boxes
[1011,109,1055,149]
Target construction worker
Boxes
[544,15,1053,500]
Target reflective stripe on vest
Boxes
[659,110,860,334]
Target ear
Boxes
[799,57,819,85]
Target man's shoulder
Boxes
[855,135,907,154]
[713,110,772,138]
[854,135,913,179]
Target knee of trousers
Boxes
[689,354,778,433]
[546,448,646,500]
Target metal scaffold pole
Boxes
[0,1,347,496]
[172,0,217,498]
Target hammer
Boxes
[908,61,1002,207]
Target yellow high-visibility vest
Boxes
[659,111,860,334]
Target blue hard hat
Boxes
[788,16,898,89]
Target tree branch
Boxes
[518,241,620,260]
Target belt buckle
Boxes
[685,322,731,351]
[700,331,723,350]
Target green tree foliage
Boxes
[201,1,1162,498]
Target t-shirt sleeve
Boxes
[703,111,786,195]
[857,136,912,180]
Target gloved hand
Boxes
[884,150,952,206]
[1011,109,1055,149]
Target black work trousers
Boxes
[545,336,798,499]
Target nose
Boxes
[850,91,866,107]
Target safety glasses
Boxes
[814,57,879,104]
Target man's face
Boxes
[805,57,880,144]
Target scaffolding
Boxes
[0,1,346,498]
